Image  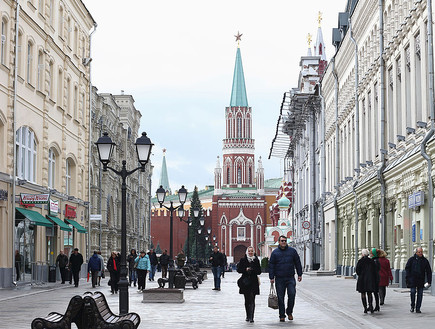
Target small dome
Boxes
[278,195,291,208]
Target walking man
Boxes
[68,248,84,287]
[88,251,101,288]
[56,250,69,284]
[15,250,23,281]
[148,249,158,281]
[405,247,432,313]
[210,246,224,291]
[159,249,170,278]
[269,236,302,322]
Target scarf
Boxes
[113,258,117,271]
[372,248,378,258]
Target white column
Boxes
[229,224,232,257]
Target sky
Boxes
[83,0,346,195]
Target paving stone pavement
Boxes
[1,270,435,328]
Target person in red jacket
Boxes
[377,249,393,305]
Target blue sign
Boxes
[408,194,415,209]
[415,191,425,207]
[412,224,416,242]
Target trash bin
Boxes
[48,265,56,282]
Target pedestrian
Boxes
[269,235,302,322]
[370,248,381,312]
[15,250,23,281]
[68,248,83,287]
[377,249,393,305]
[237,246,261,323]
[356,248,378,313]
[222,252,228,278]
[107,251,120,294]
[135,250,151,292]
[405,247,432,313]
[159,249,170,278]
[148,249,158,281]
[56,250,69,284]
[210,246,224,291]
[128,249,138,287]
[176,250,186,269]
[97,251,105,286]
[87,251,101,288]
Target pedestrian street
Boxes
[1,271,435,328]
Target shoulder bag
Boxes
[268,283,279,309]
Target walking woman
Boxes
[370,248,381,311]
[377,249,393,305]
[107,252,120,294]
[135,250,151,292]
[237,246,261,323]
[356,249,378,313]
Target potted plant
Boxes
[260,257,269,273]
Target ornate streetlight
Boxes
[95,132,153,315]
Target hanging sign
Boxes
[49,199,59,215]
[20,193,50,204]
[65,204,77,218]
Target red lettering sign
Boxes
[65,204,77,218]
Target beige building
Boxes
[90,87,153,262]
[0,1,95,287]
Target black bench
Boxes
[31,295,83,329]
[188,264,207,281]
[82,291,140,329]
[183,266,203,284]
[157,269,197,289]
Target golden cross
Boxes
[307,33,312,48]
[318,11,323,27]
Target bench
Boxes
[31,295,83,329]
[179,268,199,289]
[82,291,140,329]
[189,264,207,281]
[157,269,198,289]
[183,266,203,284]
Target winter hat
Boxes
[371,248,378,258]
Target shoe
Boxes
[380,302,384,305]
[75,285,78,288]
[410,308,414,313]
[374,306,380,312]
[280,318,285,322]
[111,291,114,294]
[61,282,65,284]
[92,285,95,288]
[250,319,254,323]
[416,309,421,313]
[288,314,293,321]
[212,288,218,290]
[245,318,249,322]
[218,288,221,291]
[363,308,368,314]
[134,283,136,287]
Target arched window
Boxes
[17,31,22,75]
[57,68,63,105]
[37,50,43,90]
[48,61,54,97]
[27,41,33,84]
[237,167,242,184]
[49,0,55,27]
[237,116,242,138]
[66,159,71,195]
[246,117,250,139]
[73,85,78,118]
[227,167,230,184]
[16,126,37,182]
[58,6,64,38]
[248,167,252,185]
[1,19,7,65]
[48,148,56,188]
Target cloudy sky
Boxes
[83,0,346,194]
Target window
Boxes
[48,61,53,97]
[73,85,78,118]
[237,167,242,184]
[49,0,54,26]
[1,19,6,65]
[37,51,43,90]
[227,167,230,184]
[237,116,242,138]
[48,148,56,188]
[66,77,71,113]
[66,159,71,195]
[237,227,245,241]
[57,68,63,105]
[17,32,22,75]
[248,167,252,185]
[27,42,33,84]
[16,126,37,182]
[58,6,64,38]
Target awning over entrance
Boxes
[65,218,87,233]
[16,207,53,227]
[47,215,72,232]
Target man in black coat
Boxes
[269,236,302,322]
[147,249,158,281]
[56,250,69,284]
[159,249,170,278]
[209,246,224,291]
[68,248,83,287]
[405,247,432,313]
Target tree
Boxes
[155,242,162,254]
[188,186,206,260]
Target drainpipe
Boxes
[11,0,20,286]
[349,17,360,268]
[319,83,326,271]
[310,101,316,271]
[87,22,97,259]
[332,57,340,271]
[421,0,434,284]
[377,0,387,251]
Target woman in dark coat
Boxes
[107,252,120,294]
[370,248,381,311]
[377,249,393,305]
[237,246,261,323]
[356,249,377,313]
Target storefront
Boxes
[64,204,87,256]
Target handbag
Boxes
[268,283,279,309]
[237,275,251,289]
[108,279,111,286]
[101,271,105,279]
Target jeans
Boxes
[212,266,222,289]
[72,270,80,287]
[129,268,137,285]
[161,265,168,278]
[149,265,157,280]
[91,269,99,288]
[60,267,67,283]
[137,269,147,290]
[410,287,424,310]
[275,276,296,318]
[244,291,256,320]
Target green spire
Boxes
[159,149,171,195]
[230,47,248,107]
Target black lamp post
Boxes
[156,184,187,288]
[95,131,153,315]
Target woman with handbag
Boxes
[237,246,261,323]
[107,252,120,294]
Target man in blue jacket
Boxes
[269,235,302,322]
[88,251,101,288]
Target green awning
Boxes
[47,215,72,232]
[65,218,87,233]
[16,207,53,227]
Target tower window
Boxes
[237,167,242,184]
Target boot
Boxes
[374,293,380,311]
[249,303,255,323]
[245,304,249,321]
[368,294,374,313]
[361,295,368,313]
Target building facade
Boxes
[0,0,95,287]
[90,88,152,261]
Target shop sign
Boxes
[0,189,7,201]
[408,191,425,209]
[20,193,50,204]
[49,199,59,215]
[65,204,77,218]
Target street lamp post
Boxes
[95,131,153,315]
[156,185,187,288]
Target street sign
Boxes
[90,214,102,221]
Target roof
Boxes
[230,47,248,107]
[151,186,215,204]
[159,152,171,194]
[264,178,283,189]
